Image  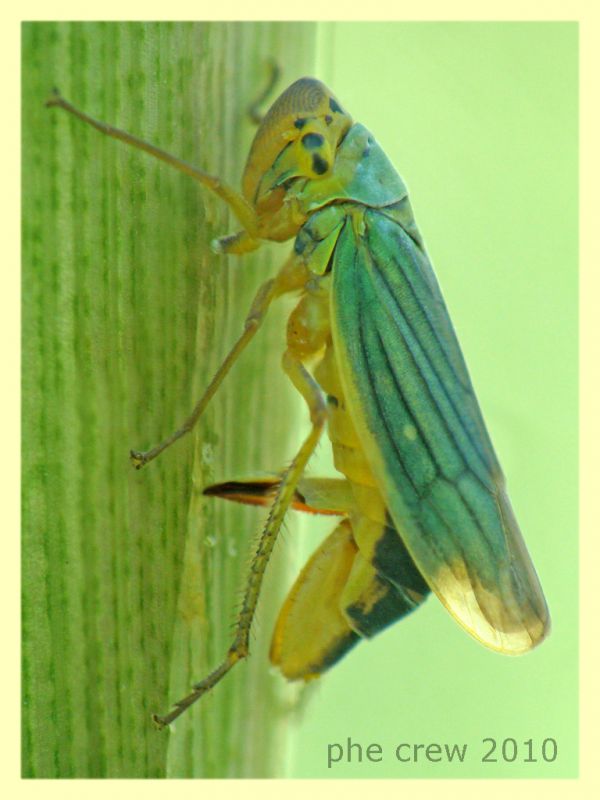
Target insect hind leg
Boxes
[153,350,327,727]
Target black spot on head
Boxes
[294,117,307,129]
[325,114,333,125]
[311,154,329,175]
[301,132,324,150]
[329,97,343,113]
[326,394,339,407]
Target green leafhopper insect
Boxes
[47,74,550,729]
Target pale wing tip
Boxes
[431,550,551,656]
[467,587,551,655]
[438,595,551,655]
[491,611,551,656]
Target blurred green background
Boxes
[291,21,578,778]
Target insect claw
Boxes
[130,449,148,469]
[45,87,63,108]
[152,713,168,730]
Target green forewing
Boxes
[331,210,549,653]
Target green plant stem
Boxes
[22,21,317,778]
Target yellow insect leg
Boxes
[45,89,259,238]
[131,254,309,468]
[153,349,327,727]
[130,277,276,467]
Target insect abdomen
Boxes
[314,340,431,601]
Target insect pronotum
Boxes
[47,75,550,729]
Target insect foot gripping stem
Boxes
[152,645,247,729]
[128,273,285,470]
[153,350,326,727]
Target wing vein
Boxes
[365,212,500,481]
